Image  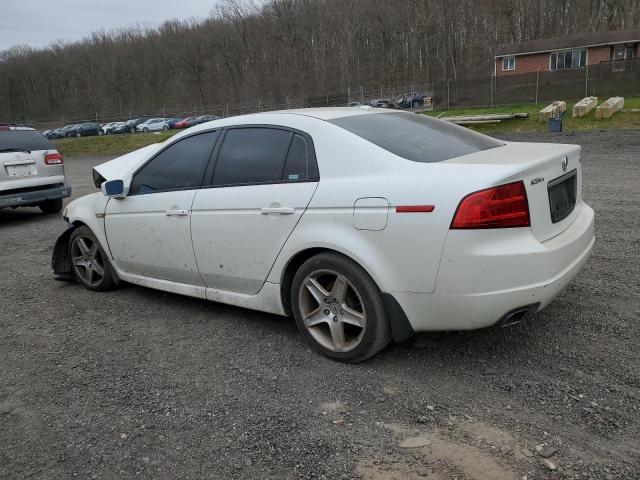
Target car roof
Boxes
[0,126,35,131]
[267,106,396,121]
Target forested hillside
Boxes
[1,0,639,124]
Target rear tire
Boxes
[69,226,116,292]
[291,252,391,363]
[39,198,63,214]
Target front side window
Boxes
[130,131,219,194]
[212,128,314,186]
[502,56,516,71]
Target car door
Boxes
[105,130,219,284]
[191,126,319,294]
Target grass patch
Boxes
[53,131,178,157]
[425,96,640,134]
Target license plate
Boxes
[548,170,577,223]
[6,164,37,177]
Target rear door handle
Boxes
[260,206,295,215]
[164,209,189,216]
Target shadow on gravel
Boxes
[65,275,571,366]
[0,207,52,226]
[89,279,301,337]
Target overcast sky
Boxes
[0,1,221,51]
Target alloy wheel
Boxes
[71,236,106,287]
[298,269,367,352]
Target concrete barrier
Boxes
[539,101,566,122]
[596,97,624,119]
[572,97,598,118]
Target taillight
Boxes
[451,181,530,229]
[44,152,63,165]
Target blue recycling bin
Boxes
[548,111,563,132]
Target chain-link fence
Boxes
[434,58,640,110]
[14,59,640,131]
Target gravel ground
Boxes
[1,130,639,479]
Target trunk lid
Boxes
[446,141,582,242]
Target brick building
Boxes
[495,30,640,77]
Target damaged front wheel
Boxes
[69,226,116,291]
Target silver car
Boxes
[0,126,71,213]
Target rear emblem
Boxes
[531,177,544,185]
[562,156,568,172]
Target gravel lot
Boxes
[1,130,639,479]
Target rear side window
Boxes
[283,134,318,181]
[212,128,293,186]
[0,130,54,152]
[130,131,219,195]
[330,112,503,163]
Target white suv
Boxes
[0,126,71,214]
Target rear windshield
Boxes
[0,130,54,152]
[330,112,503,163]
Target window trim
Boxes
[129,129,221,196]
[202,124,320,189]
[502,56,516,71]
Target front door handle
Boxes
[260,206,295,215]
[164,209,189,216]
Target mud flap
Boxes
[381,293,416,342]
[51,224,76,281]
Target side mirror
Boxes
[101,179,126,198]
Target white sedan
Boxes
[52,108,595,362]
[135,118,171,133]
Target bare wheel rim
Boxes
[71,236,106,287]
[298,269,367,353]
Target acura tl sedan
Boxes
[52,108,594,362]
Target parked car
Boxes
[44,125,73,139]
[0,126,71,213]
[395,92,428,109]
[124,117,155,134]
[164,118,179,129]
[105,122,126,135]
[43,128,58,139]
[65,122,100,138]
[368,99,396,108]
[136,118,174,133]
[110,122,129,135]
[100,122,120,135]
[174,116,196,129]
[195,115,219,124]
[53,108,594,363]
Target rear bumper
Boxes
[393,202,595,331]
[0,182,72,208]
